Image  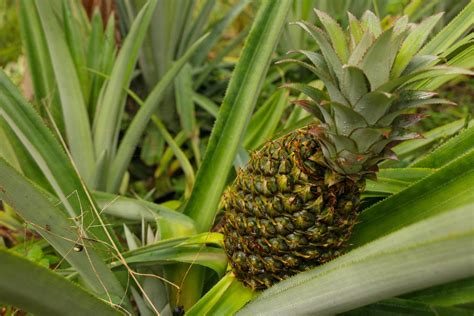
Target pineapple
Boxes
[222,10,459,290]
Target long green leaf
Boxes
[239,203,474,315]
[180,0,215,54]
[93,191,196,239]
[194,25,250,88]
[175,63,196,137]
[35,0,95,183]
[187,273,255,316]
[107,34,209,192]
[364,168,434,197]
[0,249,122,316]
[415,41,474,90]
[183,0,291,232]
[244,89,289,150]
[174,63,201,166]
[344,297,473,316]
[0,117,52,192]
[192,93,219,117]
[0,70,113,247]
[0,120,20,171]
[419,1,474,56]
[115,246,227,277]
[151,117,195,198]
[124,87,196,197]
[154,131,188,179]
[403,277,474,307]
[412,124,474,168]
[92,0,158,180]
[0,158,129,308]
[62,0,90,105]
[380,118,471,168]
[351,149,474,246]
[112,236,227,276]
[18,1,63,134]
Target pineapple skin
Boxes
[222,126,364,290]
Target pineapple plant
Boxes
[222,10,460,290]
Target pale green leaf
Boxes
[36,1,95,182]
[315,9,349,62]
[341,65,369,105]
[0,158,128,307]
[0,71,114,247]
[0,249,122,316]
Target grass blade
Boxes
[112,236,227,276]
[193,93,219,117]
[0,117,53,192]
[174,63,201,165]
[180,0,215,54]
[62,0,90,105]
[116,246,227,276]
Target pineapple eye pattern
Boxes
[222,132,362,290]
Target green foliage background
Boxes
[0,0,21,66]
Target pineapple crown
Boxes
[279,10,471,176]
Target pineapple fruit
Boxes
[222,10,458,290]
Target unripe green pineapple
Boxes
[222,10,461,290]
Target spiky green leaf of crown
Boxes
[279,10,472,176]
